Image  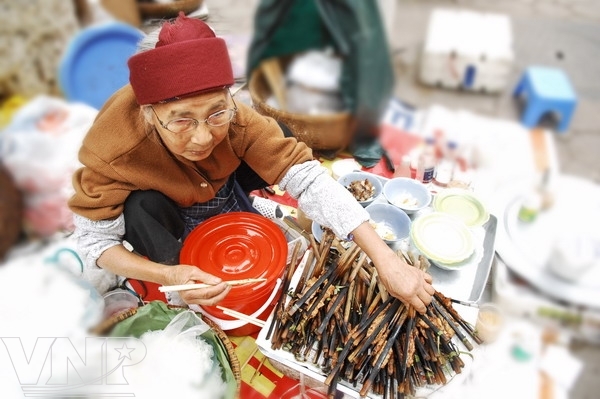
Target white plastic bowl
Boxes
[383,177,432,214]
[365,203,411,250]
[311,221,325,243]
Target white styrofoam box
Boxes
[419,8,514,93]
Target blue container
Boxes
[59,22,144,110]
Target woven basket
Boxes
[138,0,203,19]
[248,65,356,154]
[0,165,22,260]
[92,306,241,398]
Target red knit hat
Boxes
[128,12,234,105]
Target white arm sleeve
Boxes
[72,213,125,270]
[279,160,369,239]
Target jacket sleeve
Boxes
[69,145,138,221]
[229,103,314,185]
[279,160,369,239]
[67,86,147,221]
[72,213,125,270]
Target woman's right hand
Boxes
[97,246,231,306]
[163,264,231,306]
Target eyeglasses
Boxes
[150,97,238,134]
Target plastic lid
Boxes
[410,212,474,264]
[433,188,489,227]
[180,212,288,290]
[59,22,144,110]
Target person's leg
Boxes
[123,190,184,264]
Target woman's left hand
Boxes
[349,221,436,314]
[372,251,435,314]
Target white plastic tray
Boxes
[492,174,600,308]
[363,170,497,304]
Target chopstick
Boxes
[282,215,311,242]
[450,298,480,308]
[158,278,267,293]
[216,305,266,327]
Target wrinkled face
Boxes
[149,90,233,162]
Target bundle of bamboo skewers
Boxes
[266,228,482,398]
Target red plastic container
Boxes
[180,212,288,336]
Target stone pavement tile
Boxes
[534,1,574,18]
[570,341,600,399]
[555,131,600,183]
[570,4,600,20]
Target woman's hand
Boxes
[163,265,231,306]
[372,251,435,314]
[349,221,436,314]
[97,246,231,306]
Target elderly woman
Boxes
[69,14,434,313]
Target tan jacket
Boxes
[69,85,313,221]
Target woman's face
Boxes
[149,90,233,162]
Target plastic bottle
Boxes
[434,140,458,187]
[416,137,436,184]
[408,148,420,179]
[433,129,446,160]
[393,155,412,178]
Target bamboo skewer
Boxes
[216,306,266,327]
[308,234,322,265]
[267,241,303,341]
[267,230,483,399]
[450,298,480,308]
[432,299,474,351]
[249,355,267,383]
[240,346,259,371]
[292,249,314,298]
[283,215,311,242]
[158,278,267,292]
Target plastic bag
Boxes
[109,301,238,399]
[0,242,104,337]
[0,95,98,236]
[161,307,211,338]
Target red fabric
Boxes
[378,123,423,166]
[230,336,318,399]
[128,12,234,105]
